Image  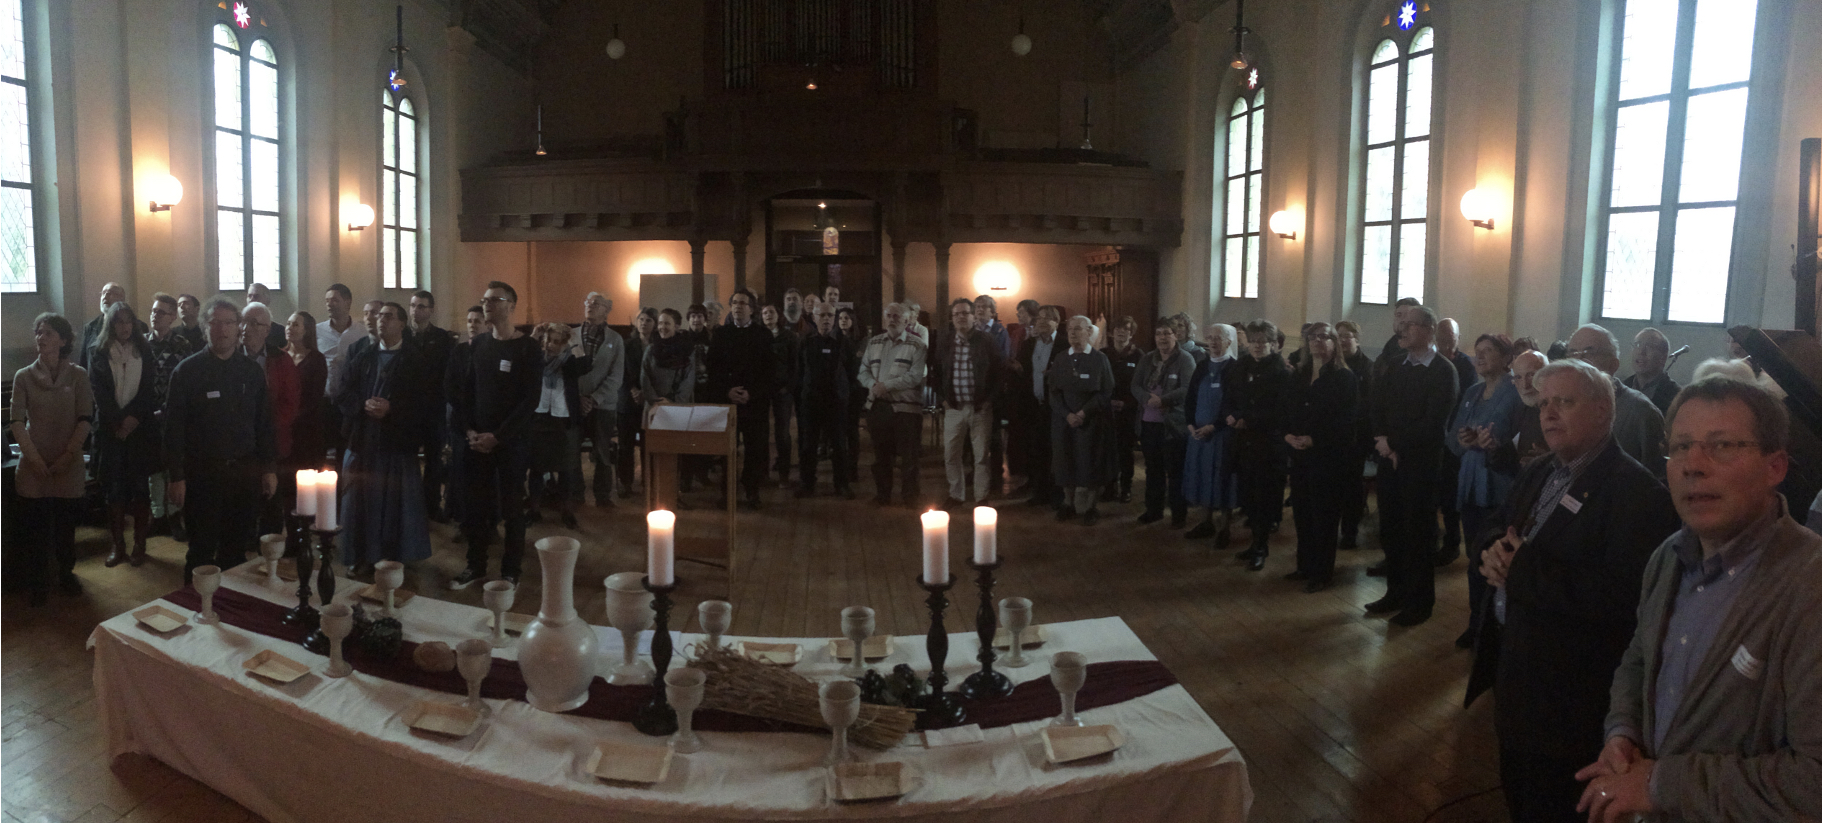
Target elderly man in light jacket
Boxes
[575,292,625,507]
[860,302,928,507]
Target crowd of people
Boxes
[9,275,1822,820]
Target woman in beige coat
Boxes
[11,313,94,606]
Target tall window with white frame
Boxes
[212,17,280,292]
[381,89,419,289]
[1221,86,1265,300]
[1597,0,1758,324]
[2,0,37,293]
[1359,9,1435,306]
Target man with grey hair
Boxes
[1467,357,1677,823]
[575,291,624,507]
[246,282,287,350]
[1568,323,1666,479]
[1488,349,1552,474]
[79,281,129,370]
[1623,327,1680,414]
[860,302,928,506]
[241,302,300,536]
[1048,315,1115,525]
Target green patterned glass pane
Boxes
[1687,0,1756,90]
[2,0,25,79]
[1,184,35,291]
[399,229,417,290]
[383,226,397,288]
[1244,235,1260,299]
[400,172,417,230]
[248,56,276,139]
[399,97,413,116]
[250,138,277,211]
[1397,222,1426,304]
[1677,88,1748,203]
[383,168,397,227]
[1226,110,1247,180]
[1600,211,1658,319]
[1610,100,1669,207]
[1,79,28,183]
[1248,104,1263,173]
[1666,206,1733,323]
[1366,63,1398,145]
[383,105,395,168]
[215,131,242,208]
[249,39,274,64]
[251,213,278,287]
[1365,146,1395,223]
[1400,139,1429,220]
[1618,0,1677,101]
[213,47,240,130]
[1361,225,1392,305]
[1223,237,1244,298]
[212,23,238,50]
[1246,172,1261,232]
[1410,27,1434,53]
[398,110,415,174]
[217,210,244,290]
[1371,39,1398,64]
[1226,177,1245,236]
[1403,54,1432,140]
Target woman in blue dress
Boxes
[1181,324,1239,548]
[336,302,432,572]
[1445,333,1522,647]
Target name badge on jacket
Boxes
[1731,644,1763,680]
[1560,493,1583,514]
[499,360,512,373]
[207,390,221,399]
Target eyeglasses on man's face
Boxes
[1667,438,1764,464]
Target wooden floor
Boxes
[2,453,1512,823]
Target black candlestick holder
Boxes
[632,577,679,736]
[281,512,319,630]
[301,527,342,655]
[916,575,968,729]
[960,561,1014,701]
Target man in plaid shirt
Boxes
[929,298,1003,509]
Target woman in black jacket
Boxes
[90,302,159,567]
[1279,322,1359,591]
[1223,319,1292,569]
[527,321,593,529]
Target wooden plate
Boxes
[242,649,311,683]
[992,624,1048,649]
[828,635,894,662]
[486,612,534,635]
[738,641,802,666]
[402,701,483,737]
[132,605,188,634]
[827,761,913,802]
[1041,724,1126,764]
[358,584,416,606]
[585,741,674,784]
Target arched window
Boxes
[1358,20,1435,306]
[2,0,40,292]
[212,20,280,292]
[382,89,419,289]
[1220,88,1265,300]
[1595,0,1759,324]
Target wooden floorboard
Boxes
[2,446,1510,822]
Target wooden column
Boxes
[933,242,952,325]
[690,238,707,304]
[732,239,749,292]
[891,241,908,303]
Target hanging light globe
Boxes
[1011,33,1032,56]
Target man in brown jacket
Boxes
[1577,377,1822,822]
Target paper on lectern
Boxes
[650,405,730,432]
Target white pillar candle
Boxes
[647,510,676,587]
[922,510,950,586]
[973,506,998,565]
[295,469,318,516]
[315,470,339,530]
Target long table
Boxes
[91,561,1251,822]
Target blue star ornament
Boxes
[1397,1,1417,30]
[388,69,405,91]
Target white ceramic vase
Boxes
[519,537,599,712]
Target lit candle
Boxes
[973,506,998,565]
[922,510,950,586]
[315,470,338,530]
[647,510,676,587]
[295,469,318,516]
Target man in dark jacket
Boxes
[761,303,799,485]
[409,290,456,520]
[929,298,1003,508]
[1466,358,1678,823]
[449,282,542,589]
[707,288,774,509]
[1368,305,1459,626]
[796,303,853,499]
[1227,319,1292,570]
[1013,307,1062,507]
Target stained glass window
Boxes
[213,21,281,292]
[2,0,36,293]
[1597,0,1759,324]
[1220,89,1265,299]
[382,90,419,289]
[1358,20,1435,306]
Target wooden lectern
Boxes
[643,403,737,578]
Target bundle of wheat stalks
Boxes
[685,645,916,749]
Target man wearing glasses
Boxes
[1566,323,1666,480]
[145,293,195,541]
[1467,358,1678,823]
[706,288,775,510]
[1365,305,1458,626]
[1577,376,1822,822]
[449,282,543,589]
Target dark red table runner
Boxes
[161,587,1177,733]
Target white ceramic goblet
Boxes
[839,606,875,678]
[697,601,732,654]
[258,534,286,585]
[193,565,222,624]
[819,680,861,766]
[1050,651,1088,727]
[999,597,1033,668]
[665,667,707,753]
[603,572,655,685]
[483,580,516,648]
[320,603,354,677]
[373,560,405,618]
[456,639,493,715]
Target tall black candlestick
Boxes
[917,576,967,729]
[301,528,341,654]
[960,561,1014,700]
[632,577,679,736]
[281,512,318,629]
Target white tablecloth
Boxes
[91,561,1250,822]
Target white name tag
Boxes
[1079,373,1090,380]
[1559,493,1583,514]
[1731,644,1763,680]
[206,390,221,399]
[499,360,512,373]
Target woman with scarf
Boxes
[1181,323,1240,547]
[335,302,431,572]
[526,322,593,530]
[91,302,159,567]
[1279,322,1358,591]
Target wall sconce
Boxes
[1011,16,1031,56]
[345,203,375,232]
[1268,209,1302,240]
[973,261,1021,295]
[1460,188,1498,230]
[605,23,626,59]
[147,175,183,213]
